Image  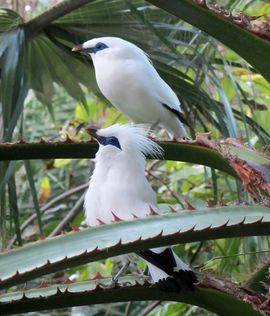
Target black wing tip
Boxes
[157,270,198,292]
[162,103,191,128]
[157,277,180,292]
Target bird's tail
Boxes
[138,247,197,292]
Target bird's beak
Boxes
[72,44,84,52]
[85,126,99,139]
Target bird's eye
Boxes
[95,42,108,52]
[107,137,115,144]
[105,136,121,150]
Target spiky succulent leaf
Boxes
[197,134,270,202]
[0,205,269,290]
[0,276,264,316]
[245,259,270,293]
[0,140,237,176]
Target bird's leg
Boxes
[150,122,159,132]
[111,261,130,285]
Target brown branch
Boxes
[49,194,84,237]
[7,183,88,249]
[24,0,96,38]
[147,169,184,208]
[138,301,161,316]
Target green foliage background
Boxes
[0,0,270,315]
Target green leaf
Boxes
[0,205,269,289]
[0,161,17,197]
[25,0,268,140]
[0,141,237,177]
[153,60,270,142]
[0,26,27,141]
[0,276,262,316]
[147,0,270,83]
[7,175,22,246]
[28,35,87,107]
[2,2,267,142]
[24,161,43,235]
[245,259,270,293]
[193,133,270,201]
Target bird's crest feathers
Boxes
[82,37,150,62]
[97,124,163,158]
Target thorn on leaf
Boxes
[111,211,122,222]
[64,277,73,284]
[69,224,79,232]
[39,280,48,288]
[21,283,29,291]
[38,234,45,240]
[91,272,104,280]
[218,199,227,207]
[207,200,215,208]
[169,206,177,213]
[96,218,105,225]
[18,138,26,144]
[147,206,158,216]
[64,136,74,143]
[184,200,196,210]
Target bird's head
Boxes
[72,37,147,61]
[86,124,162,163]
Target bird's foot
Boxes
[110,261,130,287]
[173,135,191,142]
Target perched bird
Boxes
[72,37,188,139]
[84,124,197,291]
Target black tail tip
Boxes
[157,270,198,292]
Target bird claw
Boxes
[110,261,130,286]
[109,277,120,288]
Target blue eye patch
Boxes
[96,135,122,150]
[86,42,109,54]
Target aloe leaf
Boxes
[0,205,269,289]
[245,259,270,293]
[0,276,263,316]
[197,135,270,202]
[0,141,237,177]
[147,0,270,83]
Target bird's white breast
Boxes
[84,158,158,226]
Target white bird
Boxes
[72,37,189,140]
[84,124,197,291]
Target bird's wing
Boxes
[147,64,181,112]
[146,64,190,126]
[138,247,197,291]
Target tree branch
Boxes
[24,0,95,38]
[49,194,84,237]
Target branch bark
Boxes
[49,194,84,237]
[24,0,95,37]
